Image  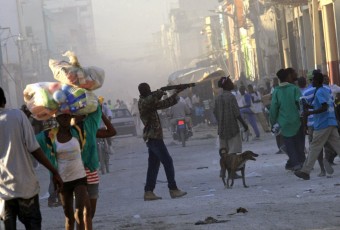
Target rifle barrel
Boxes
[160,83,196,91]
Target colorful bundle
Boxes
[23,82,60,120]
[23,51,103,120]
[49,51,105,90]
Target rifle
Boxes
[151,83,196,98]
[160,83,196,91]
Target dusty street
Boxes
[23,125,340,229]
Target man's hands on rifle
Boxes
[152,89,166,99]
[156,89,167,95]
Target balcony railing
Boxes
[266,0,308,5]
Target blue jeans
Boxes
[283,125,306,167]
[3,194,42,230]
[241,109,260,137]
[145,139,177,191]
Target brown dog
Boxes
[219,148,258,188]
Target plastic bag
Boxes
[23,82,61,120]
[48,60,105,90]
[83,66,105,90]
[23,82,98,119]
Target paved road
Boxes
[22,125,340,229]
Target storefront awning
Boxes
[167,66,220,85]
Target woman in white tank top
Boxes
[55,113,92,230]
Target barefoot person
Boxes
[36,106,103,230]
[73,107,116,220]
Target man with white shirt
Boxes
[232,85,244,108]
[0,87,63,229]
[247,84,270,132]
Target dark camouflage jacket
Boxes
[138,90,178,141]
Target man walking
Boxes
[247,84,270,133]
[138,83,187,201]
[295,72,340,180]
[239,85,260,140]
[301,70,336,176]
[270,69,305,171]
[0,87,63,229]
[213,76,248,179]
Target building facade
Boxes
[162,0,340,86]
[0,0,96,108]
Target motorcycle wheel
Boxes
[179,129,186,147]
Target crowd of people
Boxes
[152,67,340,182]
[212,68,340,180]
[155,79,274,142]
[3,66,340,229]
[266,68,340,180]
[157,67,340,173]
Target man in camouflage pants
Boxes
[138,83,187,201]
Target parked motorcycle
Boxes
[172,118,192,147]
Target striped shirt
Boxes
[85,168,99,184]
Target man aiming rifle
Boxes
[138,82,191,201]
[151,83,196,97]
[160,83,196,92]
